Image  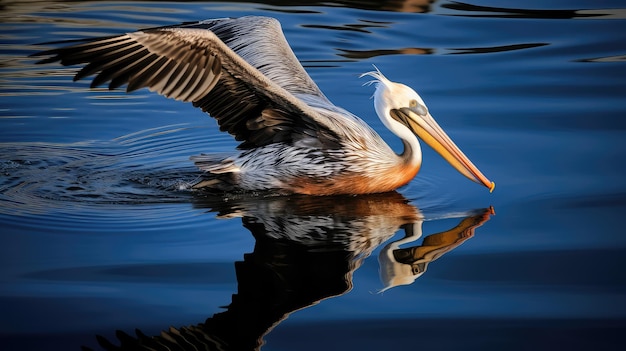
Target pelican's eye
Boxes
[408,99,427,116]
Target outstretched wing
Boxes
[31,16,343,149]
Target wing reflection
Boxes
[86,193,494,351]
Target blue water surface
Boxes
[1,1,626,350]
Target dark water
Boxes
[2,1,626,350]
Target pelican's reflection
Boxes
[379,207,494,291]
[88,192,493,351]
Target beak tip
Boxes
[489,181,495,193]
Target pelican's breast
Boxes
[287,162,420,195]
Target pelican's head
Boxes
[361,67,495,192]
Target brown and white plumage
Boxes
[32,16,494,195]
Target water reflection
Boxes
[379,206,493,291]
[440,2,626,19]
[448,43,547,55]
[0,0,436,23]
[337,47,433,60]
[84,193,493,351]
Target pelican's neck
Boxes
[400,137,421,168]
[380,108,421,169]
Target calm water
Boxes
[2,1,626,350]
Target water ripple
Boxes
[0,124,236,218]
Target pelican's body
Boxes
[32,16,494,195]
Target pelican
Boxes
[31,16,495,195]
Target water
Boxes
[2,1,626,350]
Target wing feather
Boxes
[31,16,348,149]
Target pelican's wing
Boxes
[31,16,343,149]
